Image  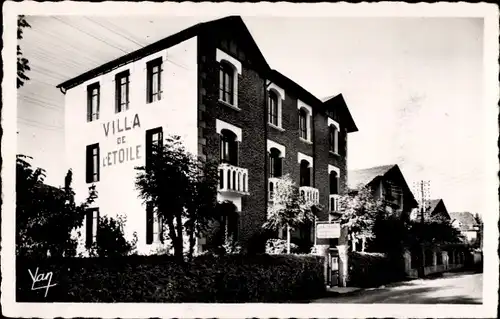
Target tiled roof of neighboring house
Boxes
[348,164,395,190]
[449,212,478,231]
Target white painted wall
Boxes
[64,37,198,255]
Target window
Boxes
[86,143,100,183]
[145,127,163,169]
[269,148,282,178]
[87,82,100,122]
[146,203,163,245]
[219,62,234,105]
[220,129,238,166]
[299,108,308,140]
[268,91,278,126]
[221,212,239,243]
[299,160,311,187]
[85,208,99,248]
[330,195,339,212]
[147,58,162,103]
[115,70,130,113]
[329,125,338,153]
[330,171,339,195]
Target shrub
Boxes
[89,215,137,257]
[348,251,403,288]
[16,254,325,302]
[265,238,299,254]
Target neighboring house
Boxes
[57,16,358,255]
[449,212,480,245]
[348,164,418,217]
[410,198,451,222]
[347,164,419,251]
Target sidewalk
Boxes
[327,286,363,294]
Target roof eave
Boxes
[323,94,358,133]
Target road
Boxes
[313,271,483,304]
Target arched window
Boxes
[329,171,339,195]
[219,62,235,105]
[300,159,311,187]
[329,125,338,153]
[220,129,238,166]
[269,148,282,178]
[268,91,279,126]
[299,108,308,140]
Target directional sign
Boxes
[316,223,341,239]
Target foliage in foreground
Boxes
[135,135,221,261]
[88,215,138,257]
[348,251,405,288]
[16,155,97,258]
[17,254,325,303]
[265,238,299,255]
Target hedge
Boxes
[17,254,325,302]
[348,251,405,288]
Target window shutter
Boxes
[158,62,163,100]
[96,85,100,120]
[87,89,92,122]
[146,203,154,245]
[95,210,100,243]
[96,145,100,182]
[146,66,152,103]
[115,75,120,113]
[158,215,164,243]
[85,210,93,248]
[85,146,92,183]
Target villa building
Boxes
[57,16,358,255]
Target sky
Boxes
[16,15,489,215]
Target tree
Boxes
[17,15,31,89]
[16,155,97,258]
[263,174,318,254]
[135,135,221,261]
[88,215,138,257]
[337,187,387,244]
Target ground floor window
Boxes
[436,251,443,265]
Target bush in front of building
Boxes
[265,238,299,254]
[348,251,405,288]
[88,215,138,257]
[17,253,325,302]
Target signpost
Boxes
[316,222,341,239]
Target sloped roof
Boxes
[321,94,358,132]
[321,95,339,102]
[426,199,441,214]
[348,164,395,189]
[449,212,478,230]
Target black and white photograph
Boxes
[2,2,498,318]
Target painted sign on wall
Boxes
[102,113,143,167]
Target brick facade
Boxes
[198,31,268,249]
[196,24,358,251]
